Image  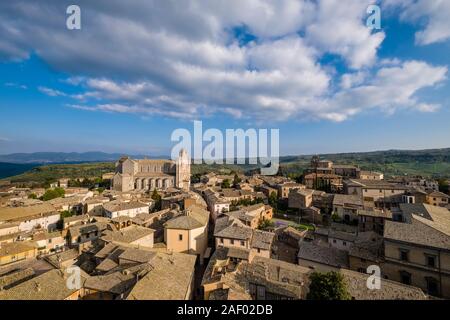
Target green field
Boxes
[1,148,449,186]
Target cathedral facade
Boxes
[112,149,191,192]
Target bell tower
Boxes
[176,148,191,191]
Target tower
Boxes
[176,148,191,191]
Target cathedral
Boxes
[112,149,191,192]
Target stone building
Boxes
[383,203,450,298]
[112,149,190,192]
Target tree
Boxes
[28,193,37,199]
[232,173,242,187]
[331,213,341,223]
[438,179,449,195]
[307,272,351,300]
[42,187,65,201]
[268,191,278,208]
[221,179,231,189]
[151,189,162,211]
[258,219,275,230]
[60,210,74,218]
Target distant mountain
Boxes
[0,152,170,164]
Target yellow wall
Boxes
[0,248,36,266]
[165,229,190,253]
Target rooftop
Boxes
[297,242,349,268]
[384,204,450,250]
[126,251,196,300]
[251,230,275,250]
[341,269,427,300]
[0,241,36,257]
[0,203,58,222]
[0,269,87,300]
[103,201,149,212]
[102,225,155,245]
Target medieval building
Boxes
[112,149,191,192]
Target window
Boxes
[230,239,235,245]
[426,255,436,268]
[178,234,183,241]
[220,238,224,244]
[257,248,261,253]
[426,277,439,296]
[333,239,336,243]
[399,249,409,262]
[240,240,245,246]
[400,271,411,285]
[343,241,347,246]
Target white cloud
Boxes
[384,0,450,45]
[305,0,385,69]
[38,86,66,97]
[330,61,448,121]
[4,82,27,89]
[0,0,447,122]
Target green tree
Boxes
[232,173,242,187]
[28,193,37,199]
[60,210,74,219]
[42,187,65,201]
[151,189,162,211]
[258,219,275,230]
[307,272,351,300]
[268,191,278,208]
[438,179,449,195]
[331,213,341,223]
[221,179,231,189]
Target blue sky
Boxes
[0,0,449,156]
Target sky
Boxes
[0,0,449,156]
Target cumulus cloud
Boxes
[384,0,450,45]
[305,0,385,69]
[0,0,447,122]
[329,61,448,121]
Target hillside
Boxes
[279,148,450,178]
[1,148,449,185]
[2,162,116,185]
[0,152,169,164]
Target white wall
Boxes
[18,213,60,232]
